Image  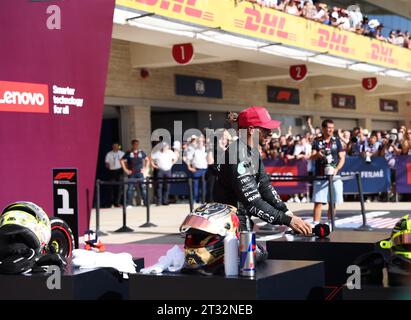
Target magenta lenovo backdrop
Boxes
[0,0,115,234]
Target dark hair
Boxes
[322,119,334,128]
[225,112,239,128]
[226,112,238,123]
[131,139,139,144]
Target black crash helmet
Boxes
[0,201,51,274]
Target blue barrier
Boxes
[169,163,190,196]
[340,157,391,194]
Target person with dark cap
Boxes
[213,106,311,235]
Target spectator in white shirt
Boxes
[105,143,125,207]
[256,0,283,9]
[183,135,197,163]
[396,30,405,46]
[302,1,318,20]
[284,0,301,16]
[187,135,208,203]
[151,142,177,205]
[348,5,363,29]
[293,136,312,160]
[330,10,341,27]
[313,2,327,23]
[172,140,182,163]
[338,10,351,31]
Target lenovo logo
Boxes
[54,172,76,180]
[0,81,49,113]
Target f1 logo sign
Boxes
[362,77,378,92]
[54,172,76,180]
[290,65,307,82]
[172,43,194,64]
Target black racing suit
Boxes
[213,139,292,231]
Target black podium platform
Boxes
[266,230,389,285]
[129,260,324,300]
[0,257,144,300]
[342,286,411,300]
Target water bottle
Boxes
[224,232,239,276]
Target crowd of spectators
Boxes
[260,117,411,202]
[105,117,411,206]
[260,117,411,167]
[245,0,411,49]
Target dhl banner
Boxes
[116,0,411,73]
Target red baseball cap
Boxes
[238,106,281,129]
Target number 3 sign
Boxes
[290,65,308,82]
[362,77,378,91]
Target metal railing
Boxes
[95,176,205,235]
[95,173,370,235]
[269,173,369,231]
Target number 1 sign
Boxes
[53,168,79,248]
[172,43,195,64]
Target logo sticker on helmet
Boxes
[237,162,247,175]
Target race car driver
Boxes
[213,106,312,235]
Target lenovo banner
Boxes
[0,1,115,235]
[263,159,308,195]
[395,156,411,194]
[340,157,391,194]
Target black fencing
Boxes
[95,173,368,235]
[269,174,368,231]
[95,177,203,234]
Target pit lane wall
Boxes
[116,0,411,73]
[0,0,115,235]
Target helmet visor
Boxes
[392,231,411,250]
[180,215,223,236]
[185,230,223,248]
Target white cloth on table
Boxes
[140,245,184,274]
[72,249,137,275]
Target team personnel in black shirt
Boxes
[213,106,311,235]
[311,119,346,225]
[121,139,149,207]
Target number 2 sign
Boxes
[290,65,308,82]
